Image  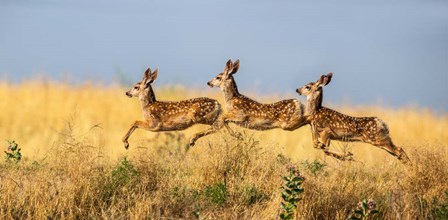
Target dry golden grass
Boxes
[0,81,447,219]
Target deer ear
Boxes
[324,72,333,85]
[229,59,240,75]
[148,68,158,83]
[143,67,152,81]
[317,72,333,87]
[225,59,233,74]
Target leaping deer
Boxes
[122,67,222,149]
[296,73,410,162]
[207,59,307,133]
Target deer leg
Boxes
[310,124,323,149]
[373,137,411,163]
[188,117,225,148]
[396,147,411,163]
[221,113,245,139]
[223,123,244,139]
[312,128,329,149]
[282,114,310,131]
[188,127,217,148]
[206,115,241,139]
[188,116,243,148]
[122,120,158,149]
[319,130,354,161]
[323,150,354,161]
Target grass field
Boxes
[1,81,447,219]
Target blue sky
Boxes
[1,0,447,111]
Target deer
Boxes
[207,59,308,134]
[122,67,223,149]
[296,72,410,162]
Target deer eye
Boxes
[134,86,139,90]
[216,76,222,80]
[305,86,311,90]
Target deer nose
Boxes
[207,81,212,87]
[125,91,132,97]
[296,88,301,95]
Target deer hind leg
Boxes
[188,108,226,148]
[188,119,224,148]
[122,120,159,150]
[373,137,411,163]
[318,129,354,161]
[188,114,243,148]
[281,114,310,131]
[188,127,217,149]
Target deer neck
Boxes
[306,91,323,115]
[139,86,157,109]
[222,77,240,103]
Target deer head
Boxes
[126,67,158,105]
[296,72,333,114]
[207,59,240,89]
[126,68,158,98]
[296,72,332,96]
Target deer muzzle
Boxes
[125,91,132,98]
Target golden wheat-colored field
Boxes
[0,81,447,219]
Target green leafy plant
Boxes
[432,191,448,220]
[101,157,139,204]
[241,184,267,205]
[4,140,22,163]
[204,182,227,205]
[279,164,305,220]
[111,157,139,187]
[348,199,381,220]
[302,159,326,176]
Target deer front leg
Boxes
[311,128,320,148]
[122,120,158,149]
[319,129,332,149]
[311,125,326,149]
[221,113,246,139]
[223,123,244,140]
[318,129,354,161]
[323,150,354,161]
[204,115,241,140]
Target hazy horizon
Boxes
[1,0,447,111]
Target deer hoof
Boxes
[398,150,411,163]
[232,132,244,140]
[344,152,355,161]
[399,155,411,164]
[317,142,326,149]
[124,142,129,150]
[185,143,192,152]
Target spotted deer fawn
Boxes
[122,67,222,149]
[207,59,307,133]
[296,73,410,162]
